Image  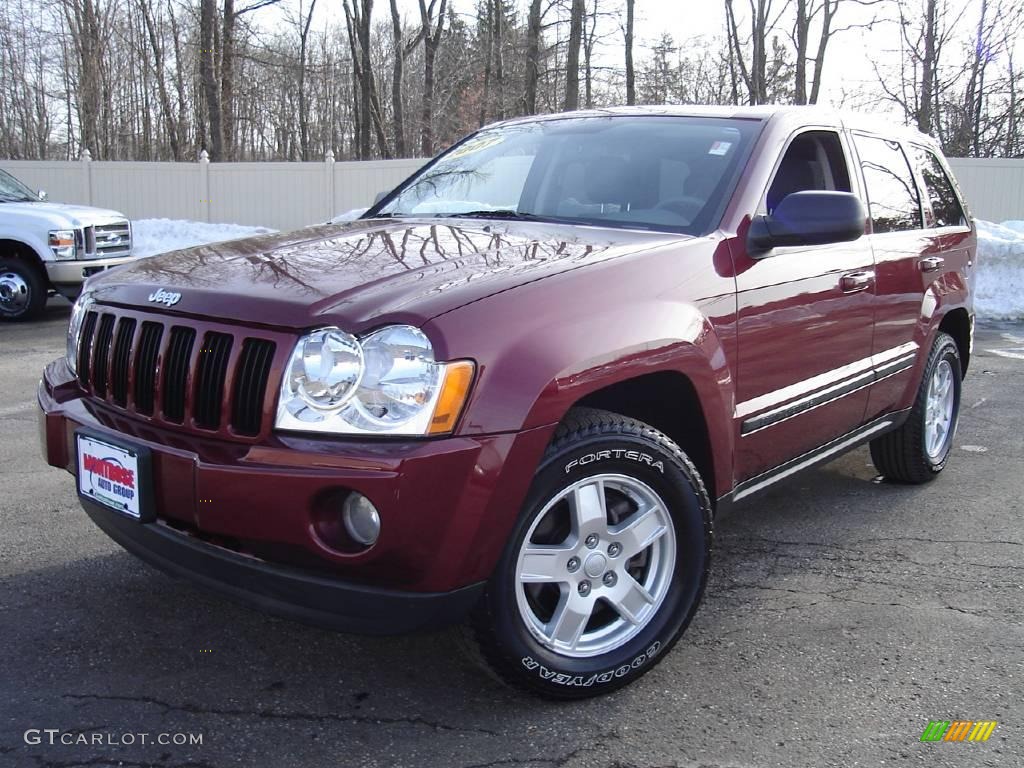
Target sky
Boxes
[273,0,1011,114]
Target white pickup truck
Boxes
[0,168,135,321]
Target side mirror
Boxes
[748,191,866,255]
[373,190,388,205]
[38,189,47,201]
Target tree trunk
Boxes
[564,0,584,111]
[523,0,542,113]
[138,0,180,159]
[389,0,406,156]
[419,0,448,156]
[625,0,635,105]
[794,0,808,104]
[918,0,937,134]
[200,0,222,159]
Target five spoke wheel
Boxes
[514,474,676,658]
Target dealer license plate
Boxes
[76,433,144,519]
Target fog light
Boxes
[342,493,380,546]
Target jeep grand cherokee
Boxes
[39,106,974,698]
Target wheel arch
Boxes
[937,306,971,377]
[0,235,50,266]
[569,371,718,502]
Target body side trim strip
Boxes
[731,412,908,503]
[738,343,918,434]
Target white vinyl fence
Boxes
[1,154,1022,230]
[0,154,427,231]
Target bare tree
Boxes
[564,0,584,110]
[624,0,635,105]
[418,0,448,155]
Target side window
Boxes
[852,135,922,233]
[766,131,851,214]
[912,146,967,228]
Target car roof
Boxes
[487,105,940,151]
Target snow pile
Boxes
[976,220,1024,321]
[132,218,275,258]
[329,207,368,223]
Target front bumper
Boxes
[46,254,139,290]
[81,497,484,634]
[39,360,554,633]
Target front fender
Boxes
[430,289,736,498]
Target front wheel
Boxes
[0,257,47,321]
[870,331,962,483]
[463,408,713,699]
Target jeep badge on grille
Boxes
[148,288,181,307]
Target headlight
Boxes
[275,325,475,436]
[49,230,78,260]
[66,294,92,375]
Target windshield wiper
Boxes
[439,210,548,221]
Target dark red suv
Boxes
[39,107,974,698]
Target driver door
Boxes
[731,129,877,483]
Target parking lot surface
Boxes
[1,300,1021,768]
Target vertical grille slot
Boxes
[231,339,276,436]
[133,322,163,415]
[77,311,99,388]
[92,313,116,398]
[110,318,136,406]
[162,326,195,423]
[194,332,233,429]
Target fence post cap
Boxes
[198,149,210,163]
[80,148,92,162]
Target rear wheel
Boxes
[870,332,962,483]
[463,408,713,699]
[0,257,47,321]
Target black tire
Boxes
[463,407,713,699]
[0,257,47,321]
[870,332,962,483]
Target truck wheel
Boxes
[870,332,962,483]
[463,407,713,699]
[0,257,47,321]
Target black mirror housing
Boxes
[748,191,867,255]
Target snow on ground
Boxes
[132,218,275,258]
[976,220,1024,321]
[132,216,1024,321]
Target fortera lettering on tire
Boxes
[564,450,666,474]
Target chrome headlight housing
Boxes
[275,325,474,436]
[49,229,78,260]
[66,293,93,376]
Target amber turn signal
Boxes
[428,360,475,435]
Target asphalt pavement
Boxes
[1,298,1021,768]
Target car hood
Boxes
[85,218,683,331]
[0,201,129,229]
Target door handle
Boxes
[920,256,945,272]
[840,270,875,293]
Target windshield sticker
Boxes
[708,141,732,156]
[445,134,505,161]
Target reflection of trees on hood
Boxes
[109,222,611,296]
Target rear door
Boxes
[850,133,971,420]
[733,128,876,482]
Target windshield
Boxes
[375,115,761,234]
[0,169,37,203]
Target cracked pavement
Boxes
[1,301,1021,768]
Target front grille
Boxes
[76,308,278,438]
[84,221,132,259]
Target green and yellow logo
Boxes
[920,720,998,742]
